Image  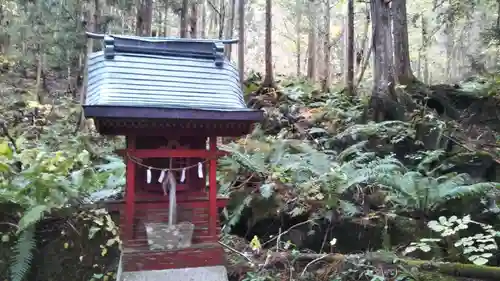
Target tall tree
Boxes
[421,15,429,84]
[261,0,275,87]
[392,0,415,84]
[238,0,245,82]
[180,0,189,37]
[295,0,302,77]
[322,0,331,92]
[225,0,236,59]
[201,0,207,38]
[345,0,354,95]
[189,2,198,37]
[369,0,395,121]
[136,0,153,36]
[163,0,170,36]
[306,0,316,81]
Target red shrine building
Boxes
[83,34,263,280]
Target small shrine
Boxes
[83,34,263,280]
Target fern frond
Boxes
[219,144,267,176]
[10,226,36,281]
[17,205,48,232]
[223,195,253,233]
[416,150,446,172]
[339,200,361,217]
[437,182,497,205]
[337,141,368,162]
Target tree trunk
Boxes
[321,0,331,92]
[163,0,170,36]
[136,0,153,36]
[306,0,316,81]
[238,0,245,82]
[421,16,429,84]
[225,0,236,59]
[190,3,198,38]
[35,50,44,103]
[261,0,275,87]
[444,1,454,81]
[295,0,302,77]
[78,0,97,131]
[391,0,415,85]
[369,0,396,121]
[180,0,189,38]
[0,5,9,54]
[345,0,354,95]
[355,4,370,77]
[201,0,207,38]
[218,0,225,39]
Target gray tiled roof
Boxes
[85,35,250,112]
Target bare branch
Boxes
[207,0,221,16]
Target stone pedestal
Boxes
[117,256,229,281]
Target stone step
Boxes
[118,265,229,281]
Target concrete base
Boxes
[117,263,229,281]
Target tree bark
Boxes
[77,0,97,132]
[295,0,302,77]
[238,0,245,82]
[345,0,354,95]
[163,0,170,37]
[201,0,207,38]
[135,0,153,36]
[190,3,198,38]
[421,16,429,84]
[218,0,225,39]
[225,0,236,59]
[261,0,275,87]
[322,0,331,92]
[306,0,316,81]
[355,4,370,77]
[391,0,415,85]
[180,0,189,38]
[369,0,396,121]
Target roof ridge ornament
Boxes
[86,32,237,67]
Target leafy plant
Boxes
[0,138,124,280]
[404,215,500,265]
[380,171,497,216]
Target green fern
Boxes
[334,120,415,143]
[223,194,253,233]
[10,226,36,281]
[219,143,267,176]
[380,171,498,213]
[17,205,48,232]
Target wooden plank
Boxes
[117,148,227,159]
[105,198,229,211]
[209,137,218,240]
[124,136,137,242]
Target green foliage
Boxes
[0,133,124,280]
[218,77,500,256]
[405,215,500,265]
[218,122,498,229]
[9,226,35,281]
[381,171,497,215]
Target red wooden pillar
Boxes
[209,136,217,240]
[125,136,136,244]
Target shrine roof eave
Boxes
[83,105,264,122]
